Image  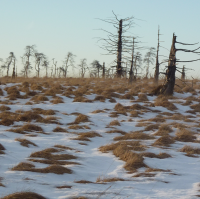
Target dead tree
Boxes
[22,45,36,78]
[154,26,160,84]
[181,65,185,80]
[102,62,105,78]
[42,58,49,77]
[79,59,88,78]
[144,47,156,78]
[62,52,76,78]
[35,53,46,77]
[90,60,102,78]
[157,33,200,95]
[12,57,16,79]
[5,52,15,76]
[97,12,135,78]
[52,58,57,77]
[129,38,135,84]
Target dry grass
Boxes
[30,148,77,160]
[96,176,125,183]
[15,138,37,147]
[68,125,90,130]
[73,114,90,124]
[91,109,105,114]
[154,124,173,136]
[100,141,147,173]
[0,105,10,111]
[51,97,64,104]
[175,129,196,142]
[154,96,177,111]
[74,180,94,184]
[0,143,5,155]
[11,162,72,174]
[72,131,102,141]
[133,172,156,177]
[114,131,154,141]
[53,126,68,132]
[1,192,47,199]
[141,152,171,159]
[137,94,149,102]
[144,124,159,131]
[105,129,127,135]
[108,120,121,126]
[56,185,72,189]
[32,108,56,115]
[152,135,175,147]
[94,95,105,102]
[180,145,200,156]
[0,118,14,126]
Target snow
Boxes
[0,84,200,199]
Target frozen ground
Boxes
[0,82,200,199]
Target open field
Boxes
[0,77,200,198]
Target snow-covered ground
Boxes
[0,81,200,199]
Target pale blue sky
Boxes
[0,0,200,77]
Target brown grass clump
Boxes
[32,95,49,102]
[16,111,43,122]
[137,94,149,102]
[0,143,5,154]
[56,185,72,189]
[109,98,116,103]
[154,124,173,136]
[53,126,68,132]
[120,93,134,100]
[74,180,94,184]
[130,110,139,117]
[72,131,102,141]
[15,138,37,147]
[175,129,196,142]
[50,97,64,104]
[0,88,3,96]
[0,118,14,126]
[5,86,20,99]
[0,105,10,111]
[108,120,120,126]
[94,95,105,102]
[68,125,90,130]
[154,96,177,111]
[148,117,166,123]
[44,89,56,96]
[114,103,126,112]
[73,114,90,124]
[30,83,43,91]
[1,192,47,199]
[152,135,175,147]
[32,108,56,115]
[140,152,171,159]
[96,176,125,183]
[30,148,77,160]
[145,168,171,172]
[114,131,154,141]
[105,129,127,135]
[91,109,105,114]
[144,124,159,131]
[180,145,200,156]
[11,162,72,174]
[133,172,156,178]
[182,86,195,93]
[20,124,43,132]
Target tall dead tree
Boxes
[129,38,135,84]
[157,33,200,95]
[79,58,88,78]
[52,58,57,77]
[61,52,76,78]
[181,65,185,80]
[22,45,36,78]
[102,62,105,78]
[35,53,46,77]
[5,52,15,76]
[144,47,156,78]
[97,12,135,78]
[154,26,160,84]
[12,57,16,79]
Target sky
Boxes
[0,0,200,78]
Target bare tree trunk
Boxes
[154,26,160,84]
[117,19,122,78]
[129,38,135,84]
[160,33,176,95]
[181,65,185,80]
[102,62,105,78]
[12,59,16,79]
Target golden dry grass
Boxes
[154,124,173,136]
[154,96,177,111]
[144,124,159,131]
[68,125,90,130]
[0,105,10,111]
[152,135,175,147]
[53,126,68,132]
[15,138,37,147]
[105,129,127,135]
[0,192,47,199]
[114,131,154,141]
[108,120,121,126]
[96,176,125,183]
[180,145,200,156]
[137,94,149,102]
[11,162,72,174]
[175,129,196,142]
[73,114,90,124]
[72,131,102,141]
[30,148,77,161]
[141,152,171,159]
